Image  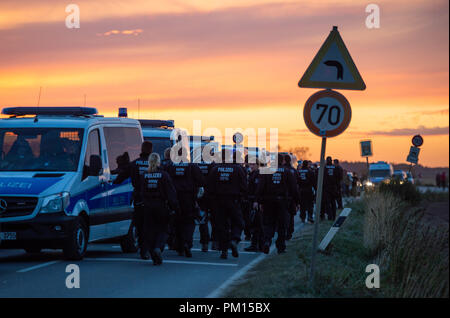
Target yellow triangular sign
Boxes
[298,26,366,90]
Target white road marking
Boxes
[207,221,305,298]
[84,257,238,267]
[17,261,60,273]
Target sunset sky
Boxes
[0,0,448,167]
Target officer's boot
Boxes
[220,249,228,259]
[244,235,258,252]
[201,243,209,252]
[230,240,239,258]
[153,248,162,265]
[262,241,271,254]
[184,243,192,258]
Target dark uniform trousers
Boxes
[213,197,244,252]
[133,203,146,252]
[143,200,170,253]
[250,205,264,249]
[262,199,289,251]
[198,197,212,245]
[321,188,337,220]
[287,199,296,237]
[175,192,196,250]
[299,189,314,221]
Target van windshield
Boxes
[0,128,84,171]
[369,169,391,178]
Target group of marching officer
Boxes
[114,141,343,265]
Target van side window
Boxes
[104,127,141,174]
[83,129,101,180]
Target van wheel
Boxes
[63,218,88,260]
[24,247,42,254]
[120,222,138,253]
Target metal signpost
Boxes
[360,140,372,175]
[407,135,423,171]
[298,26,365,289]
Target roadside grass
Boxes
[225,185,449,298]
[363,190,449,298]
[224,200,382,298]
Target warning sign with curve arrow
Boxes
[298,26,366,90]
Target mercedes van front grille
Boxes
[0,197,38,218]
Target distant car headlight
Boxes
[40,192,70,213]
[364,181,374,187]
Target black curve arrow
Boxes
[324,60,343,80]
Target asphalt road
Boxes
[0,220,304,298]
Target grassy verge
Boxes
[225,200,383,298]
[225,184,449,298]
[363,189,448,297]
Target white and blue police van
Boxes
[140,119,177,159]
[365,161,394,187]
[0,107,142,259]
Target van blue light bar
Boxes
[189,135,214,141]
[139,119,174,128]
[2,107,98,116]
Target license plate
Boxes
[0,232,16,240]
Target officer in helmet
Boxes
[166,147,205,257]
[140,153,180,265]
[256,153,299,254]
[114,141,153,259]
[196,153,216,252]
[207,148,247,259]
[297,160,316,223]
[283,154,299,240]
[244,157,264,252]
[322,156,338,221]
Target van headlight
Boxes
[40,192,70,213]
[364,181,374,187]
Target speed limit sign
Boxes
[303,89,352,138]
[412,134,424,147]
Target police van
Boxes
[366,161,394,187]
[0,107,142,259]
[140,119,177,158]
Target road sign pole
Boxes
[309,135,327,289]
[366,156,369,177]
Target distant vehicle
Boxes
[393,170,408,183]
[0,107,143,259]
[365,161,394,187]
[406,171,415,184]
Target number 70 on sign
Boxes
[303,90,352,138]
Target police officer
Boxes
[241,155,253,242]
[196,160,215,252]
[334,159,344,209]
[297,160,316,223]
[322,156,339,221]
[207,149,247,259]
[244,158,264,252]
[283,154,299,240]
[140,153,180,265]
[114,141,153,259]
[166,148,205,257]
[257,153,299,254]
